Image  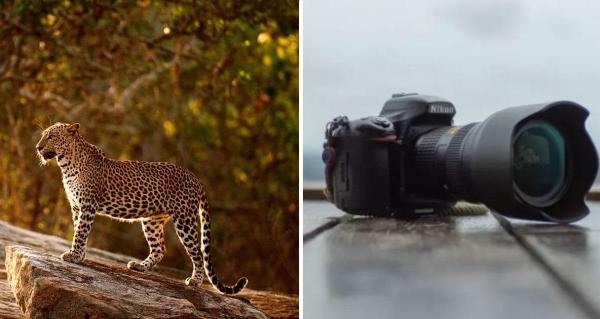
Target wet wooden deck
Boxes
[303,198,600,319]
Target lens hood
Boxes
[455,102,598,223]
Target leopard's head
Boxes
[36,122,80,165]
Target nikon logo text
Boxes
[429,104,456,114]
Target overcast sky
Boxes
[304,0,600,181]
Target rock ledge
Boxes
[0,220,297,319]
[5,245,278,319]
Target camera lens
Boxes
[447,102,598,223]
[513,121,566,204]
[411,101,597,222]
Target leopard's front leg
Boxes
[62,204,96,264]
[71,205,80,225]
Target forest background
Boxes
[0,0,298,294]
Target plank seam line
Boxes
[493,213,600,319]
[303,218,342,244]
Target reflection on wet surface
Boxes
[304,203,592,319]
[512,223,590,255]
[505,202,600,311]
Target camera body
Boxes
[323,93,462,216]
[323,93,598,222]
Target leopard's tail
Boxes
[198,193,248,295]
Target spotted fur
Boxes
[36,123,247,294]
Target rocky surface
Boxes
[0,221,298,319]
[6,245,269,319]
[0,265,21,319]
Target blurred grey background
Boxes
[304,0,600,184]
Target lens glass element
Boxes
[513,121,565,199]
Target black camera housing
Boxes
[323,93,598,223]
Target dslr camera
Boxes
[323,93,598,223]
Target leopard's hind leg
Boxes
[172,211,205,285]
[127,215,169,272]
[175,192,247,294]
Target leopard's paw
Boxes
[61,250,84,264]
[185,276,204,287]
[127,260,148,272]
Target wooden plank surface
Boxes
[505,201,600,317]
[303,201,588,319]
[303,200,345,237]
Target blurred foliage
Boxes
[0,0,298,294]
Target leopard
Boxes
[35,122,247,295]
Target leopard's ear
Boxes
[66,123,80,135]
